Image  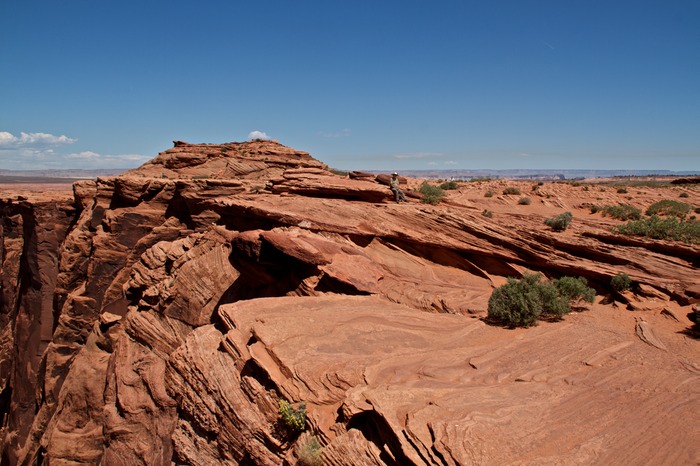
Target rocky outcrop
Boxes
[0,140,698,465]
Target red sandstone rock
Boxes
[0,141,698,465]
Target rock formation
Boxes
[0,139,698,465]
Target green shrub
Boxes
[518,197,532,205]
[297,435,323,466]
[553,276,596,307]
[440,180,459,190]
[599,204,642,221]
[482,209,493,218]
[611,273,632,292]
[484,190,494,198]
[613,215,700,243]
[679,192,689,198]
[617,187,628,194]
[532,184,540,191]
[279,400,307,432]
[487,273,595,327]
[503,187,521,195]
[646,199,692,218]
[419,183,445,205]
[570,181,581,187]
[544,212,573,231]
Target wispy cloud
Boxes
[445,160,458,165]
[0,130,149,170]
[393,152,443,160]
[0,131,77,148]
[248,130,271,140]
[320,128,351,138]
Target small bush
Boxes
[484,190,494,198]
[553,276,596,307]
[518,197,532,205]
[599,204,642,221]
[679,192,689,198]
[532,184,540,191]
[646,199,692,218]
[570,181,581,187]
[611,273,632,292]
[487,273,595,327]
[440,180,459,190]
[419,183,445,205]
[544,212,573,231]
[482,209,493,218]
[617,187,628,194]
[503,187,521,195]
[297,435,323,466]
[613,215,700,243]
[279,400,306,432]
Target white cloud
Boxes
[0,130,152,170]
[445,160,458,165]
[0,131,77,148]
[393,152,443,160]
[66,151,100,159]
[248,130,271,140]
[320,128,351,138]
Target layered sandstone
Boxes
[0,140,698,465]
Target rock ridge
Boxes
[0,139,698,464]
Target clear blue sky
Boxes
[1,0,698,171]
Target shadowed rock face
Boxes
[0,141,698,465]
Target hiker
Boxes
[390,172,408,203]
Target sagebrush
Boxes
[419,183,445,205]
[544,212,573,231]
[487,273,595,327]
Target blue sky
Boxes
[1,1,698,171]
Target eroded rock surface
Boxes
[0,141,698,465]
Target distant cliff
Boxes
[1,140,698,465]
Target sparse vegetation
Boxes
[503,187,521,195]
[279,400,307,432]
[440,180,459,190]
[613,216,700,244]
[611,273,632,293]
[419,183,445,205]
[645,199,692,218]
[482,209,493,218]
[544,212,573,231]
[594,204,642,221]
[329,168,349,177]
[487,273,595,327]
[296,435,323,466]
[616,187,628,194]
[484,190,495,198]
[679,192,689,198]
[518,197,532,205]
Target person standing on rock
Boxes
[390,172,408,203]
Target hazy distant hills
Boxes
[382,168,700,180]
[1,168,697,183]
